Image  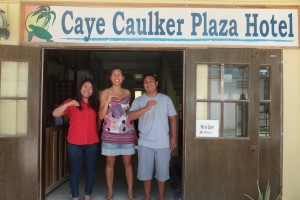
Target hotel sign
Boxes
[22,5,298,47]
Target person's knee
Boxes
[106,158,116,168]
[122,155,133,168]
[123,160,133,168]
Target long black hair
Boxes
[75,78,99,112]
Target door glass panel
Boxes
[196,102,221,120]
[196,64,249,100]
[259,66,270,100]
[259,66,271,137]
[196,102,221,137]
[1,61,28,97]
[0,61,29,136]
[16,100,28,135]
[224,102,248,137]
[196,64,221,99]
[196,64,249,138]
[224,66,249,100]
[259,104,270,136]
[0,100,27,135]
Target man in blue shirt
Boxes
[129,74,177,200]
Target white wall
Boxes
[282,49,300,199]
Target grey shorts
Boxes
[137,145,170,182]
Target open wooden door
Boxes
[0,45,41,200]
[184,48,262,199]
[257,49,282,199]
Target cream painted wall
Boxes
[21,0,300,6]
[0,3,20,45]
[282,50,300,200]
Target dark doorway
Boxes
[42,49,184,199]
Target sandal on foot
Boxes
[128,193,136,200]
[104,194,113,200]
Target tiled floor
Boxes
[45,154,182,200]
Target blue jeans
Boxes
[67,142,99,198]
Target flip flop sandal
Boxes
[128,193,136,200]
[104,194,113,200]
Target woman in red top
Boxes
[53,78,99,200]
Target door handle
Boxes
[250,144,259,151]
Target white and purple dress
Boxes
[101,96,136,156]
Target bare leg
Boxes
[105,156,116,198]
[122,155,135,198]
[157,180,165,200]
[143,180,152,200]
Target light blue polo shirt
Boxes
[130,93,177,149]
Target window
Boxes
[196,64,249,138]
[0,61,28,136]
[259,66,270,136]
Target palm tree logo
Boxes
[25,6,56,42]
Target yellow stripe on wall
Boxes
[20,0,300,6]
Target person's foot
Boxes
[158,196,165,200]
[104,193,113,200]
[128,193,136,200]
[85,195,91,200]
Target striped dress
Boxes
[101,96,136,144]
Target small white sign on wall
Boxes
[196,120,219,138]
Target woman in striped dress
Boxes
[99,66,136,200]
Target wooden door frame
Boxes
[257,49,282,198]
[183,48,261,199]
[183,48,282,199]
[0,45,41,200]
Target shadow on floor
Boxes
[45,153,182,200]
